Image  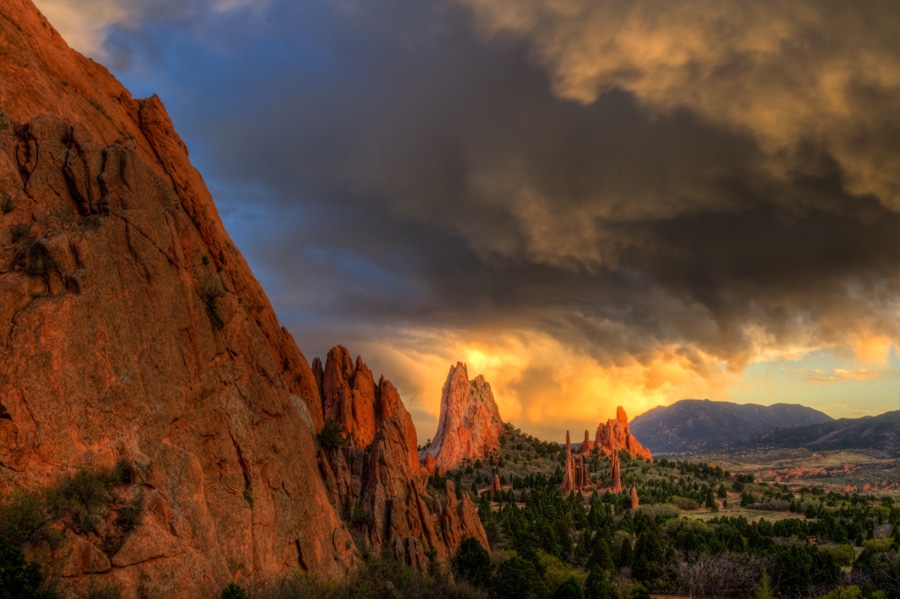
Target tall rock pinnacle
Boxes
[313,347,488,567]
[420,362,504,474]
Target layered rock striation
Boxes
[420,362,504,474]
[595,406,653,461]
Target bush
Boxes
[0,490,52,548]
[49,468,117,533]
[0,536,56,599]
[220,583,249,599]
[318,419,348,450]
[452,538,493,589]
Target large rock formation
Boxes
[595,406,653,461]
[420,362,504,474]
[313,347,488,567]
[561,430,592,493]
[0,2,480,597]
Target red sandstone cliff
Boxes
[420,362,504,474]
[314,347,489,566]
[595,406,653,461]
[0,2,476,597]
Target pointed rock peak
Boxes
[421,362,504,474]
[616,406,628,425]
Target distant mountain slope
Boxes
[743,411,900,456]
[630,399,834,453]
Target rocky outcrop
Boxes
[595,406,653,461]
[609,451,622,493]
[315,348,489,567]
[562,430,592,493]
[0,1,358,596]
[631,486,639,509]
[579,429,595,454]
[420,362,504,474]
[562,431,576,493]
[491,474,502,494]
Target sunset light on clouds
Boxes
[33,0,899,441]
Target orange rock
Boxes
[318,347,379,448]
[491,474,502,494]
[420,362,504,474]
[0,2,353,596]
[580,429,595,453]
[631,486,639,509]
[610,451,622,493]
[314,349,488,566]
[562,430,576,493]
[595,406,653,461]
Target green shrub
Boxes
[0,490,52,548]
[452,538,493,589]
[0,536,56,599]
[220,583,249,599]
[317,419,348,450]
[49,468,117,533]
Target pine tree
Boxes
[754,569,774,599]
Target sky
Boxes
[32,0,900,442]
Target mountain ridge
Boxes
[630,399,835,453]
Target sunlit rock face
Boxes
[595,406,653,461]
[0,1,361,596]
[314,348,489,566]
[420,362,505,474]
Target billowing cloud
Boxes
[456,0,900,209]
[32,0,900,439]
[34,0,266,61]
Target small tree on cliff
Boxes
[317,419,348,450]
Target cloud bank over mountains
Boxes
[34,0,900,438]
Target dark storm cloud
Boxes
[98,0,899,383]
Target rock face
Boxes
[631,486,639,509]
[315,347,489,567]
[0,2,474,597]
[609,451,623,493]
[595,406,653,461]
[420,362,504,474]
[579,429,595,453]
[561,430,592,493]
